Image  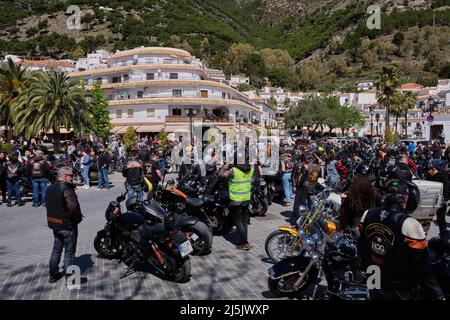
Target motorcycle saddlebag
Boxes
[410,180,443,221]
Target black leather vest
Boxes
[46,182,72,231]
[362,206,410,289]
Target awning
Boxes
[112,126,125,134]
[113,126,128,134]
[45,128,72,134]
[136,124,164,133]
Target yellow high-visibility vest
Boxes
[229,167,254,202]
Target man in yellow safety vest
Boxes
[219,162,254,250]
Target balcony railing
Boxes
[165,115,231,123]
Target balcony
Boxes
[165,115,231,123]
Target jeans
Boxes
[98,167,110,189]
[293,187,311,221]
[49,227,78,276]
[127,187,144,202]
[6,177,21,203]
[81,166,90,187]
[32,178,48,206]
[230,204,250,245]
[0,178,6,203]
[281,172,292,203]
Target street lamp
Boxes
[187,108,198,146]
[369,106,374,137]
[78,92,92,142]
[375,113,380,136]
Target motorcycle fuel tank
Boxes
[117,212,145,230]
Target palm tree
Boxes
[402,91,417,138]
[13,71,94,152]
[0,58,29,140]
[390,92,404,135]
[375,64,402,132]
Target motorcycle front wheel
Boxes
[265,230,301,263]
[268,271,317,298]
[94,230,122,259]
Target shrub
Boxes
[123,126,137,151]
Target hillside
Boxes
[0,0,449,91]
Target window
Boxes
[172,108,182,116]
[200,90,208,98]
[169,73,178,79]
[123,74,129,82]
[96,77,102,83]
[146,73,155,80]
[116,110,122,119]
[163,58,172,64]
[127,109,133,118]
[112,76,121,83]
[222,92,226,99]
[146,108,155,117]
[173,90,182,97]
[137,91,143,98]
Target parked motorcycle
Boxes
[267,207,366,299]
[126,186,213,256]
[248,179,269,217]
[94,191,192,283]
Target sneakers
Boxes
[7,202,13,207]
[18,201,25,207]
[32,203,40,207]
[83,185,89,190]
[48,272,65,284]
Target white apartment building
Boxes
[75,49,110,71]
[229,75,250,88]
[68,47,267,138]
[3,54,75,72]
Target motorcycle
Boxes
[267,208,367,300]
[94,191,192,283]
[248,179,269,217]
[126,185,214,256]
[265,186,339,263]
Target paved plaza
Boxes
[0,173,446,300]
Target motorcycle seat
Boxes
[186,197,203,208]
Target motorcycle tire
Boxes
[265,230,301,264]
[94,230,122,259]
[183,222,213,256]
[165,232,192,283]
[268,269,318,298]
[249,197,268,217]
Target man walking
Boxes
[46,166,83,283]
[80,149,91,189]
[27,150,51,207]
[97,146,111,190]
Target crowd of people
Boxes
[2,131,450,299]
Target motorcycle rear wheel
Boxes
[249,196,268,216]
[183,222,213,256]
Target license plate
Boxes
[190,233,199,241]
[178,240,194,257]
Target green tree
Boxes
[123,126,137,151]
[90,80,112,139]
[73,46,85,60]
[159,129,169,148]
[13,71,94,152]
[260,48,294,72]
[0,57,29,140]
[375,63,402,131]
[226,43,254,74]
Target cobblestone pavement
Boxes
[0,173,446,300]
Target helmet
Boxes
[385,180,419,213]
[317,146,325,154]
